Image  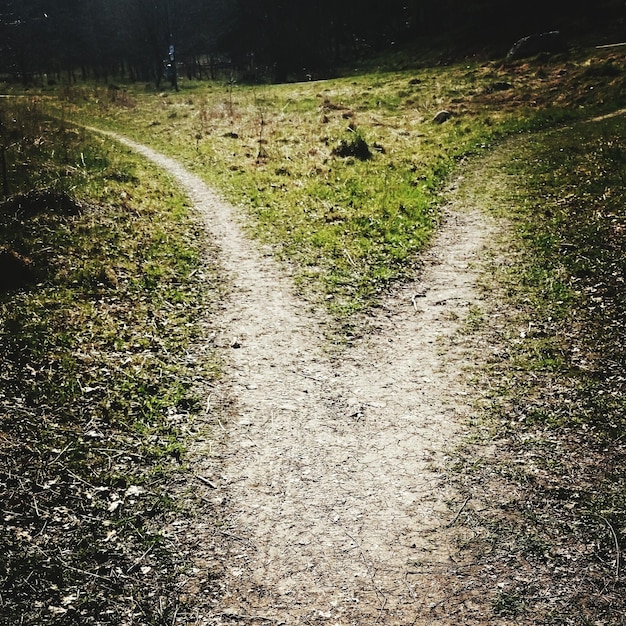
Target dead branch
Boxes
[220,611,283,623]
[446,496,471,528]
[599,515,622,580]
[194,474,218,489]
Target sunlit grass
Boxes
[48,48,626,316]
[49,47,626,318]
[0,99,220,624]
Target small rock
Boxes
[433,110,452,124]
[506,31,565,61]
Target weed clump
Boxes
[332,131,372,161]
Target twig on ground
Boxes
[599,515,622,580]
[373,596,388,625]
[220,611,283,623]
[446,496,471,528]
[427,583,478,612]
[127,546,154,574]
[170,605,179,626]
[49,442,74,465]
[64,468,96,489]
[195,474,218,489]
[37,547,118,584]
[344,248,357,269]
[403,571,416,600]
[411,292,425,311]
[217,529,251,544]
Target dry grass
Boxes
[50,47,626,320]
[0,100,222,625]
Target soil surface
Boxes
[107,133,498,625]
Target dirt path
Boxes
[106,133,497,624]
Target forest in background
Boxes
[1,0,626,85]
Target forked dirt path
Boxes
[106,133,497,624]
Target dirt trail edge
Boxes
[103,132,497,625]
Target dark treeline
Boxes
[0,0,237,84]
[1,0,624,85]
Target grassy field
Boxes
[2,43,626,624]
[48,47,626,321]
[0,98,221,624]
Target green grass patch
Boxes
[42,46,626,318]
[0,98,221,625]
[454,117,626,624]
[500,117,626,432]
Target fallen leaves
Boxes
[454,117,626,624]
[0,107,221,625]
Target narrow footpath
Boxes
[105,133,498,625]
